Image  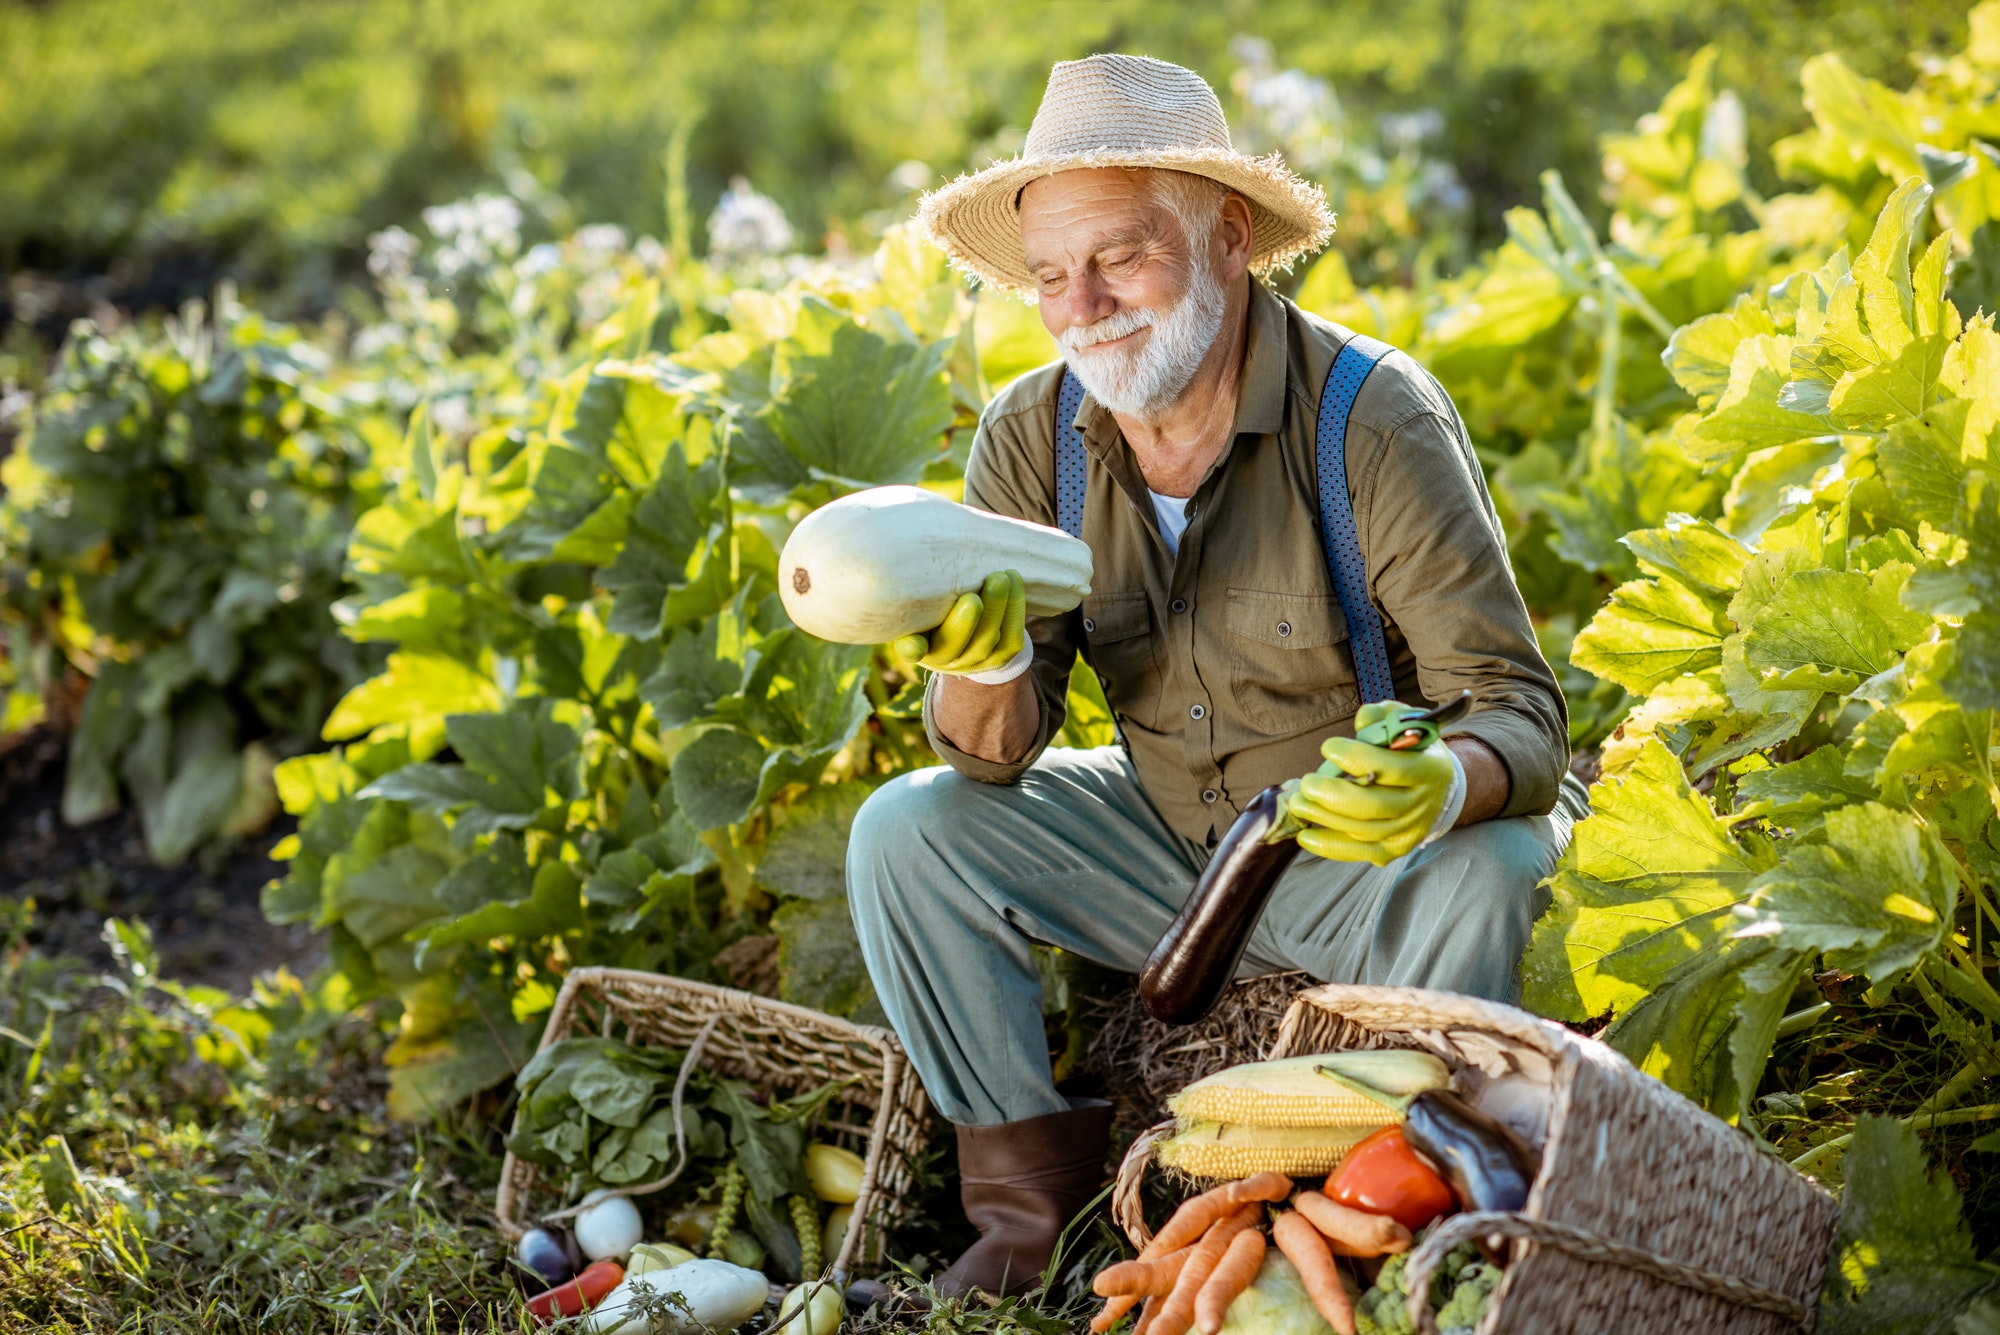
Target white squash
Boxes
[583,1258,772,1334]
[779,485,1091,644]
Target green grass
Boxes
[0,900,1132,1334]
[0,905,519,1332]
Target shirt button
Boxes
[1083,617,1096,633]
[1172,598,1188,614]
[1202,788,1219,804]
[1277,620,1292,637]
[1189,703,1206,720]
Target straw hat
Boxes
[919,53,1334,295]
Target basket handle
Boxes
[1402,1211,1813,1334]
[1111,1121,1179,1251]
[539,1014,724,1222]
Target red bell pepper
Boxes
[1326,1125,1454,1232]
[528,1258,624,1324]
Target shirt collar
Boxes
[1231,279,1288,438]
[1070,277,1290,452]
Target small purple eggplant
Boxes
[515,1225,580,1288]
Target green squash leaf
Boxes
[1816,1116,2000,1335]
[1735,802,1954,984]
[730,298,954,500]
[1520,738,1775,1023]
[1741,565,1932,693]
[1570,575,1732,694]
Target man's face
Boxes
[1019,168,1228,420]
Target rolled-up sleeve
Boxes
[1357,395,1569,818]
[922,375,1080,784]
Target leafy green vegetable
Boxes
[1353,1234,1487,1335]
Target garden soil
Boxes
[0,725,321,990]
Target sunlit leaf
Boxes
[1520,738,1775,1023]
[1570,575,1731,693]
[1735,803,1952,984]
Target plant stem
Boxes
[1790,1102,2000,1174]
[1591,280,1621,448]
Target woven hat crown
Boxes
[1024,54,1234,158]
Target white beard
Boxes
[1058,256,1227,421]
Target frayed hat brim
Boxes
[918,147,1334,296]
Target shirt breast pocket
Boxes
[1225,588,1359,736]
[1081,590,1160,730]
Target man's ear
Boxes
[1217,191,1256,281]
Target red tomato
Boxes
[528,1259,624,1324]
[1327,1126,1455,1231]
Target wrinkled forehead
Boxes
[1019,168,1174,273]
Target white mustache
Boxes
[1060,306,1157,352]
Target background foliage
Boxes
[0,0,1974,312]
[6,3,2000,1330]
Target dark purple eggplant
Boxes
[1140,784,1301,1025]
[1400,1087,1540,1214]
[514,1225,580,1288]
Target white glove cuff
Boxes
[1420,743,1467,846]
[963,643,1034,685]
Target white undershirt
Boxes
[1149,489,1191,555]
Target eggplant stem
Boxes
[1264,779,1307,845]
[1315,1067,1416,1115]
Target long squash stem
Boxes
[1924,1046,2000,1120]
[1791,1101,2000,1174]
[1590,283,1621,449]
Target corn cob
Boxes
[1168,1051,1450,1129]
[1155,1121,1375,1179]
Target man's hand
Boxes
[894,570,1027,675]
[1284,701,1460,866]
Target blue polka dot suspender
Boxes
[1310,333,1397,704]
[1053,329,1397,704]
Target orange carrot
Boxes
[1294,1190,1413,1257]
[1272,1210,1355,1335]
[1144,1174,1293,1258]
[1095,1246,1193,1296]
[1091,1295,1141,1333]
[1194,1226,1266,1335]
[1151,1204,1263,1335]
[1132,1294,1162,1335]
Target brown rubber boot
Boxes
[935,1098,1115,1298]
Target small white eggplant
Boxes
[574,1190,644,1262]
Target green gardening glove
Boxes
[892,570,1028,676]
[1284,701,1460,866]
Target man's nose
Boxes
[1060,274,1118,331]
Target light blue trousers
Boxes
[846,746,1587,1126]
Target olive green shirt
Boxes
[924,280,1568,846]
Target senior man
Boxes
[845,54,1589,1296]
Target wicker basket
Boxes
[494,967,931,1276]
[1113,983,1840,1335]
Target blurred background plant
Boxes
[0,0,1973,354]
